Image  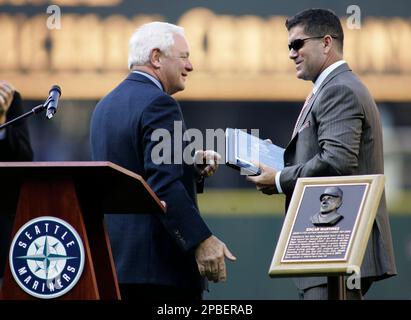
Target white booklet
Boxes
[225,128,285,175]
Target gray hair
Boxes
[128,21,185,69]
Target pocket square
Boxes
[298,120,311,133]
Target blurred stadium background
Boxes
[1,0,410,299]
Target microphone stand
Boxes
[0,96,54,130]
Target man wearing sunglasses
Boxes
[247,8,397,299]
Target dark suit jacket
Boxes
[0,92,33,161]
[90,72,212,292]
[0,91,33,277]
[280,63,397,290]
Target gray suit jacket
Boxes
[280,63,397,290]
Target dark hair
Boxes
[285,8,344,50]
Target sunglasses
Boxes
[288,35,337,51]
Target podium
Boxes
[0,162,165,300]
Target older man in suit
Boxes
[90,22,235,300]
[247,8,397,299]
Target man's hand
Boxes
[194,150,221,178]
[195,235,236,283]
[246,162,278,195]
[0,81,15,124]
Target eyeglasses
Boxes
[288,35,337,51]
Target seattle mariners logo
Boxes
[9,216,85,299]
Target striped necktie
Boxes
[292,92,313,138]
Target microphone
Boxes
[44,85,61,119]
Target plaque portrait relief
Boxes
[269,175,385,278]
[281,183,366,263]
[310,186,344,227]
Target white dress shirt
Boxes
[132,70,163,91]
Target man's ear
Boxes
[323,35,333,53]
[150,48,161,69]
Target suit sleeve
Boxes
[0,92,33,161]
[141,94,212,252]
[280,84,364,195]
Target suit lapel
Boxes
[293,63,351,138]
[286,63,351,149]
[293,93,317,135]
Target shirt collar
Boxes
[312,60,346,95]
[132,70,163,91]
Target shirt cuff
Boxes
[275,170,283,194]
[0,128,6,140]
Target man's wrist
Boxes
[275,171,283,194]
[197,174,204,183]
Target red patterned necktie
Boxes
[292,92,313,138]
